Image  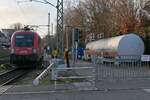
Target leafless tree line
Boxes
[64,0,150,39]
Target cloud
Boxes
[0,3,53,27]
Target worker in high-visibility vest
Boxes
[64,48,70,68]
[52,48,59,58]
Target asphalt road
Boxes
[0,87,150,100]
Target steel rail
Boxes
[0,68,29,86]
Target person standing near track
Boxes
[52,48,59,58]
[64,48,70,68]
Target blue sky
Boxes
[0,0,59,37]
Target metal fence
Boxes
[33,63,55,86]
[94,55,150,81]
[52,65,96,90]
[34,55,150,90]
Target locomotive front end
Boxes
[10,27,43,66]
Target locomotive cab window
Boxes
[15,34,34,47]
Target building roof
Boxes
[1,29,16,38]
[0,31,6,37]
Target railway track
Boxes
[0,68,29,86]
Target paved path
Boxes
[1,84,150,100]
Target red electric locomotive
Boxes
[10,27,44,66]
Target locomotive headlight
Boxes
[33,49,37,54]
[11,49,15,54]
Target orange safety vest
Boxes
[64,51,69,59]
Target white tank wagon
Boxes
[86,34,145,62]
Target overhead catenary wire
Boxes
[17,0,47,4]
[37,29,47,36]
[17,0,56,8]
[13,0,56,39]
[38,27,49,36]
[14,0,29,21]
[14,0,48,31]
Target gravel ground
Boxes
[0,47,11,73]
[0,47,10,58]
[0,64,14,74]
[11,69,44,85]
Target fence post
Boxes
[54,69,57,90]
[51,63,58,89]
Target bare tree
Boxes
[11,22,23,30]
[64,0,149,39]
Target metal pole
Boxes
[66,26,69,49]
[51,23,53,49]
[57,0,64,54]
[75,41,78,62]
[56,0,59,52]
[62,0,64,54]
[72,29,75,65]
[51,23,53,35]
[48,13,51,53]
[48,13,50,36]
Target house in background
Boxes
[0,29,16,47]
[0,31,9,46]
[85,33,104,43]
[2,29,16,41]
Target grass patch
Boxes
[0,47,10,58]
[41,72,86,85]
[0,47,10,62]
[42,76,85,85]
[0,64,13,72]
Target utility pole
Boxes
[51,23,54,50]
[48,13,50,36]
[57,0,64,54]
[66,26,69,49]
[65,25,72,50]
[51,23,53,35]
[48,12,51,52]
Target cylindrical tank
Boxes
[86,34,145,56]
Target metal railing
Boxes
[92,55,150,81]
[33,63,55,86]
[52,65,96,90]
[33,58,63,86]
[33,55,150,90]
